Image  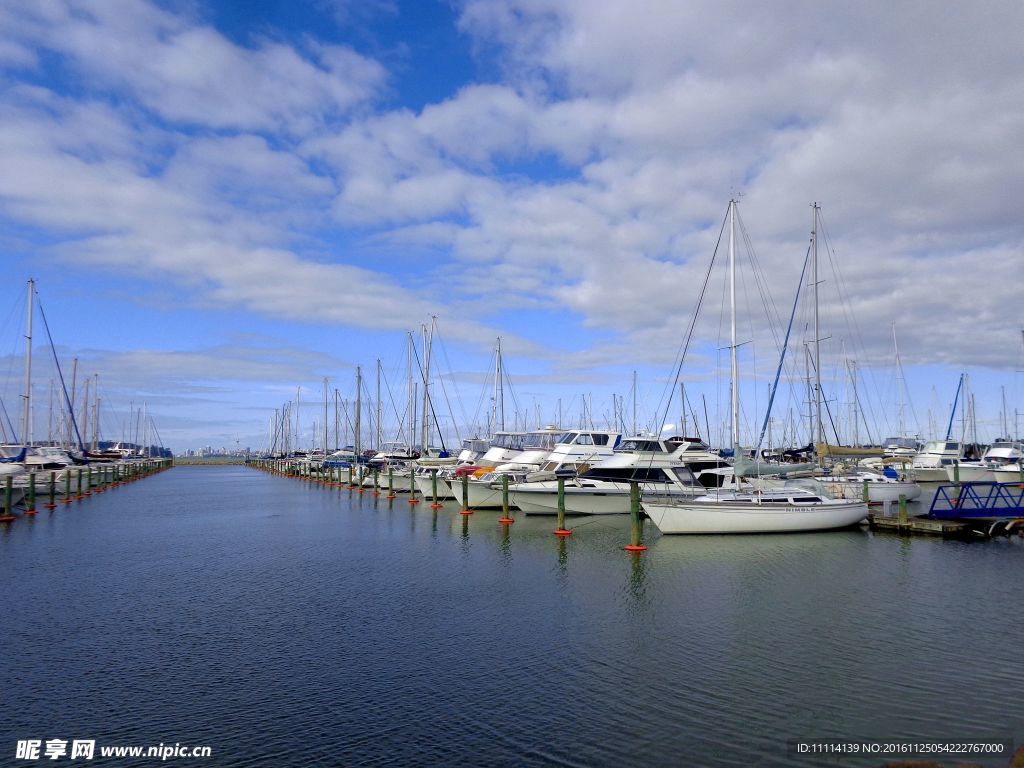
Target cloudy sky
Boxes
[1,0,1022,452]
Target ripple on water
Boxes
[1,466,1021,767]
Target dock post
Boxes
[347,464,353,488]
[62,470,71,504]
[461,472,469,513]
[75,468,83,500]
[862,479,869,503]
[554,476,571,536]
[898,494,908,527]
[498,474,512,523]
[387,466,395,499]
[0,476,13,521]
[624,481,647,551]
[24,471,37,515]
[952,461,961,506]
[372,467,379,495]
[430,469,443,509]
[46,471,56,509]
[408,468,419,504]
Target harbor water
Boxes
[2,466,1021,766]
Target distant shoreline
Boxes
[174,456,249,465]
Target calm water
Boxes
[2,466,1022,767]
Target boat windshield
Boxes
[665,436,711,452]
[615,439,665,453]
[522,432,560,450]
[491,433,525,450]
[557,432,612,446]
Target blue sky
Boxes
[1,0,1022,452]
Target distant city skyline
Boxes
[1,1,1021,451]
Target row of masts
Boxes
[7,279,156,455]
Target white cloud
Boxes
[0,0,387,133]
[2,0,1023,446]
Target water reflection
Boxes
[1,467,1020,768]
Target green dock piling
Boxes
[498,474,512,523]
[554,476,571,535]
[430,469,442,508]
[408,468,418,503]
[1,476,13,521]
[26,471,36,513]
[625,481,647,551]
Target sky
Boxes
[0,0,1022,453]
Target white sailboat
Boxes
[642,200,869,534]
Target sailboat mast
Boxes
[47,378,54,445]
[632,370,637,436]
[893,323,905,436]
[22,278,34,446]
[729,200,739,450]
[407,334,414,446]
[323,377,329,454]
[92,373,99,450]
[82,375,90,452]
[812,204,823,450]
[334,389,340,451]
[422,317,434,451]
[295,386,302,451]
[1001,385,1008,438]
[376,360,382,452]
[354,366,362,460]
[849,360,859,445]
[68,357,78,449]
[496,337,505,432]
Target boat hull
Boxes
[642,499,869,534]
[911,467,952,482]
[413,473,454,500]
[945,465,996,483]
[821,479,922,503]
[511,484,694,515]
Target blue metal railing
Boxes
[928,482,1024,519]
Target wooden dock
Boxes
[867,513,975,538]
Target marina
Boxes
[2,464,1022,767]
[3,1,1024,765]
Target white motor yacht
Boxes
[945,440,1023,482]
[911,440,966,482]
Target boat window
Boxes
[523,432,559,450]
[574,433,593,446]
[590,433,609,446]
[793,496,823,502]
[945,442,959,451]
[581,467,670,482]
[493,434,525,450]
[616,439,664,453]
